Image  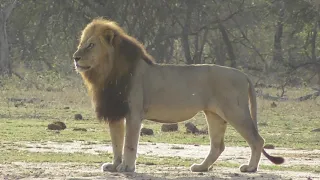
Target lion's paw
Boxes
[190,163,208,172]
[239,164,257,173]
[101,163,117,172]
[116,162,135,172]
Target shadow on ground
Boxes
[67,166,287,180]
[91,171,283,180]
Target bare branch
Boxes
[192,3,243,36]
[232,18,267,64]
[287,60,320,72]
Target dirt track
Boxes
[1,142,319,180]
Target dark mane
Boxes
[118,30,155,66]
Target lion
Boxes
[73,18,284,173]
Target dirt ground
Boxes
[1,142,319,180]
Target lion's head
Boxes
[73,18,154,85]
[73,18,155,121]
[73,24,112,73]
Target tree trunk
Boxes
[218,22,236,67]
[311,17,318,62]
[311,15,320,87]
[193,29,208,64]
[272,0,284,69]
[181,0,193,64]
[214,43,226,66]
[0,0,17,76]
[0,16,10,75]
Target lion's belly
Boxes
[143,97,205,123]
[144,106,200,123]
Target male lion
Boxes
[73,18,284,173]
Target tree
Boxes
[272,0,285,69]
[0,0,16,75]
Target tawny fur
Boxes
[73,18,284,173]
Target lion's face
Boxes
[73,35,112,73]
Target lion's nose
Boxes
[74,57,81,62]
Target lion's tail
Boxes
[247,77,285,165]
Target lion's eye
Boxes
[87,43,94,49]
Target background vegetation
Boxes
[0,0,320,88]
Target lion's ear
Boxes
[104,30,115,45]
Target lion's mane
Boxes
[78,18,155,121]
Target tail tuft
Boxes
[262,149,285,164]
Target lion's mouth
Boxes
[75,63,91,71]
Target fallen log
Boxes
[257,91,320,102]
[294,91,320,101]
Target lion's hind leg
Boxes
[190,111,227,172]
[224,107,264,173]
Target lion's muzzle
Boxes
[74,61,91,72]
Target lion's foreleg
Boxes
[101,119,125,172]
[116,114,142,172]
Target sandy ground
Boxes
[1,141,319,180]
